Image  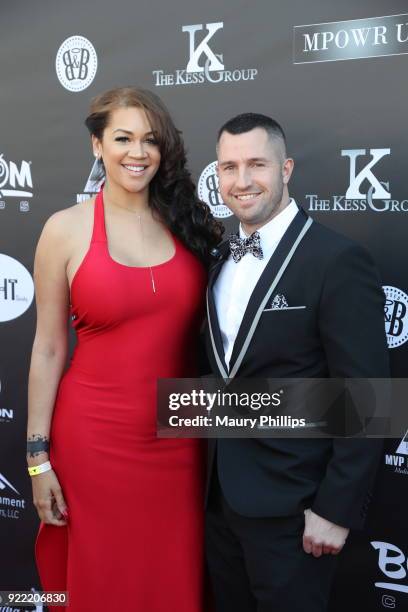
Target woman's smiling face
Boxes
[92,106,161,196]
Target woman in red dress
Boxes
[26,87,222,611]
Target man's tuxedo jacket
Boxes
[205,206,390,529]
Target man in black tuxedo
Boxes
[204,113,389,612]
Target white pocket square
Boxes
[263,305,307,312]
[263,294,306,311]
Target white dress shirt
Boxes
[214,199,299,369]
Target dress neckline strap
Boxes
[91,190,108,244]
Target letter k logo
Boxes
[182,22,224,73]
[341,148,391,199]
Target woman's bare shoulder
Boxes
[41,197,96,243]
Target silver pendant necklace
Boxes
[137,214,156,294]
[104,192,157,294]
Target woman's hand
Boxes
[31,469,68,526]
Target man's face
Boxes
[217,127,293,232]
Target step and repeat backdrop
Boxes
[1,0,407,609]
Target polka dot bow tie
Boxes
[229,231,264,263]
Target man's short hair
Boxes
[217,112,287,158]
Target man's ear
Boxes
[282,158,294,185]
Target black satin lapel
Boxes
[228,208,309,371]
[207,241,230,375]
[208,240,230,286]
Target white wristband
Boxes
[28,461,52,477]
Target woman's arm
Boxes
[27,211,72,525]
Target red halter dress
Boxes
[35,190,207,611]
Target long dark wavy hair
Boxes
[84,87,223,264]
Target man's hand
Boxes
[302,508,349,557]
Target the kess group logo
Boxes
[0,153,33,212]
[307,148,407,213]
[153,22,258,87]
[0,254,34,322]
[56,35,98,92]
[371,540,408,608]
[198,161,233,219]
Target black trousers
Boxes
[206,473,339,612]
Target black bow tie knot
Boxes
[229,231,264,263]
